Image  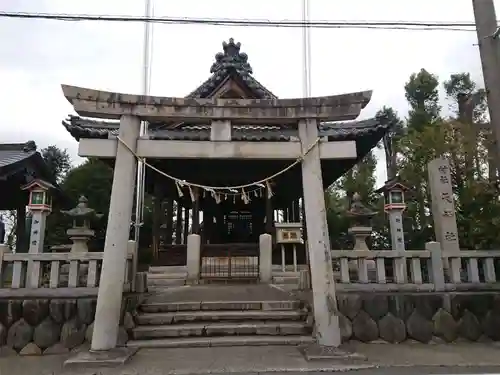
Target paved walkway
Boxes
[145,284,296,304]
[4,342,500,375]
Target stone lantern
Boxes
[375,177,410,252]
[21,179,55,254]
[60,196,103,253]
[345,193,377,280]
[346,193,377,251]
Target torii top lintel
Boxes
[61,84,372,124]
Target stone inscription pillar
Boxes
[298,119,341,347]
[428,157,459,254]
[91,115,140,351]
[28,212,47,254]
[389,210,405,252]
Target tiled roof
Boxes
[62,116,390,142]
[186,38,275,99]
[0,141,38,168]
[61,38,392,148]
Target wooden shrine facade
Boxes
[61,39,391,280]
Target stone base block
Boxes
[301,343,366,361]
[64,347,138,368]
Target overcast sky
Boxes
[0,0,496,185]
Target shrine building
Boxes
[60,38,391,349]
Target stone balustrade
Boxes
[0,241,138,298]
[330,242,500,292]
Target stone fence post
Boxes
[259,234,272,283]
[427,241,445,292]
[127,240,137,291]
[186,234,201,284]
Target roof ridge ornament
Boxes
[23,141,37,152]
[210,38,253,75]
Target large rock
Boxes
[43,342,69,355]
[458,310,482,341]
[406,310,433,343]
[116,326,128,347]
[0,323,6,346]
[0,346,17,357]
[412,295,443,320]
[352,310,378,342]
[22,300,48,326]
[60,318,86,349]
[338,313,352,342]
[388,295,414,320]
[378,312,406,343]
[85,322,94,343]
[19,342,41,356]
[77,299,96,325]
[0,300,22,328]
[433,308,458,342]
[337,294,362,320]
[48,300,65,324]
[452,294,492,320]
[33,318,61,349]
[123,312,135,331]
[48,300,77,323]
[7,319,33,351]
[63,300,77,321]
[363,295,389,320]
[482,311,500,340]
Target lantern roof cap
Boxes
[375,176,411,194]
[60,195,104,219]
[21,178,56,191]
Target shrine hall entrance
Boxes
[200,209,262,281]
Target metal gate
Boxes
[200,243,259,280]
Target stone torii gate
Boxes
[61,84,372,351]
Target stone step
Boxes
[271,284,297,292]
[147,278,186,287]
[127,335,314,348]
[147,272,188,280]
[132,321,310,339]
[272,271,300,278]
[272,265,308,271]
[140,300,301,313]
[272,276,299,285]
[149,266,187,274]
[136,310,306,325]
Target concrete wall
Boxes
[0,296,140,356]
[320,292,500,344]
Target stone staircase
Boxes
[127,286,313,348]
[271,271,300,291]
[147,266,188,289]
[147,265,307,291]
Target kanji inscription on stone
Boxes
[439,175,449,184]
[444,231,457,241]
[442,210,454,217]
[441,192,453,203]
[428,157,459,254]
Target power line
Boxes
[0,11,484,31]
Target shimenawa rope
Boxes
[116,136,320,203]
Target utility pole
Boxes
[472,0,500,180]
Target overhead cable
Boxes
[0,11,484,32]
